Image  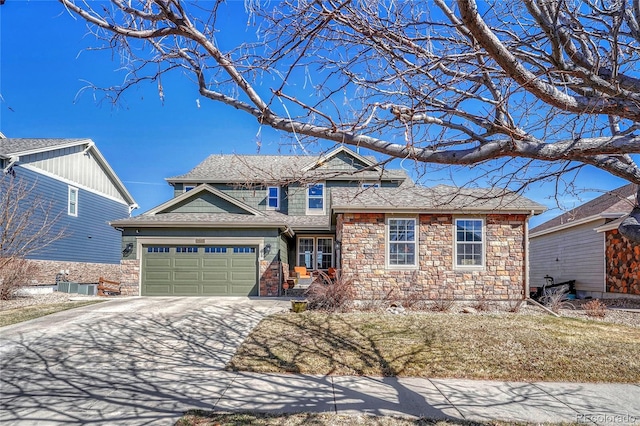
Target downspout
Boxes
[524,210,534,299]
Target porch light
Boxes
[122,243,134,256]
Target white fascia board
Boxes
[86,143,138,208]
[110,220,286,228]
[529,214,625,238]
[332,206,544,215]
[18,164,131,207]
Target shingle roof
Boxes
[0,138,88,157]
[166,153,409,184]
[110,211,331,230]
[530,183,638,234]
[331,185,547,213]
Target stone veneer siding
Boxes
[120,258,283,296]
[337,213,527,301]
[22,260,121,286]
[259,260,285,296]
[605,229,640,295]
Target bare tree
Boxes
[0,173,66,299]
[58,0,640,240]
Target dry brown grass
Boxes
[228,312,640,383]
[0,300,104,327]
[176,411,560,426]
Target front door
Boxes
[297,237,334,270]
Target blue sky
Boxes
[0,0,634,226]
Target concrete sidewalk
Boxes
[213,373,640,424]
[1,297,638,425]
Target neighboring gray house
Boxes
[0,138,137,284]
[111,146,545,299]
[530,184,639,298]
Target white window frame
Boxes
[306,182,325,215]
[68,186,78,217]
[266,186,280,210]
[386,216,418,269]
[183,184,196,192]
[454,217,485,269]
[296,236,334,270]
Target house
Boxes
[530,184,639,298]
[0,138,138,284]
[110,146,545,299]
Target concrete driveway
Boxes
[2,298,639,425]
[0,297,288,425]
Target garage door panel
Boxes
[202,285,232,295]
[174,258,201,268]
[145,258,172,268]
[145,271,172,281]
[144,284,173,295]
[202,258,229,268]
[230,271,256,281]
[231,257,256,268]
[202,271,229,281]
[171,286,201,295]
[173,271,200,281]
[142,245,258,296]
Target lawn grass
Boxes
[177,411,579,425]
[228,312,640,383]
[0,300,105,327]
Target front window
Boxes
[267,186,280,210]
[455,219,484,267]
[388,218,417,267]
[297,236,334,270]
[68,186,78,216]
[307,183,325,214]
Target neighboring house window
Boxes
[267,186,280,210]
[307,183,325,214]
[388,218,417,267]
[68,186,78,217]
[361,182,380,189]
[184,184,196,192]
[297,237,334,270]
[455,219,484,267]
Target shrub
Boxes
[0,257,38,300]
[583,299,607,318]
[305,270,355,312]
[541,289,574,313]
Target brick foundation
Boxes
[606,229,640,295]
[338,213,526,301]
[22,259,121,285]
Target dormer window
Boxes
[306,183,325,215]
[267,186,280,210]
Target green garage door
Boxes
[142,245,258,296]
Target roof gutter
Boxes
[332,207,546,215]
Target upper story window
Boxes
[388,218,417,267]
[307,183,325,215]
[267,186,280,210]
[455,219,484,267]
[184,184,196,192]
[68,186,78,217]
[361,182,380,189]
